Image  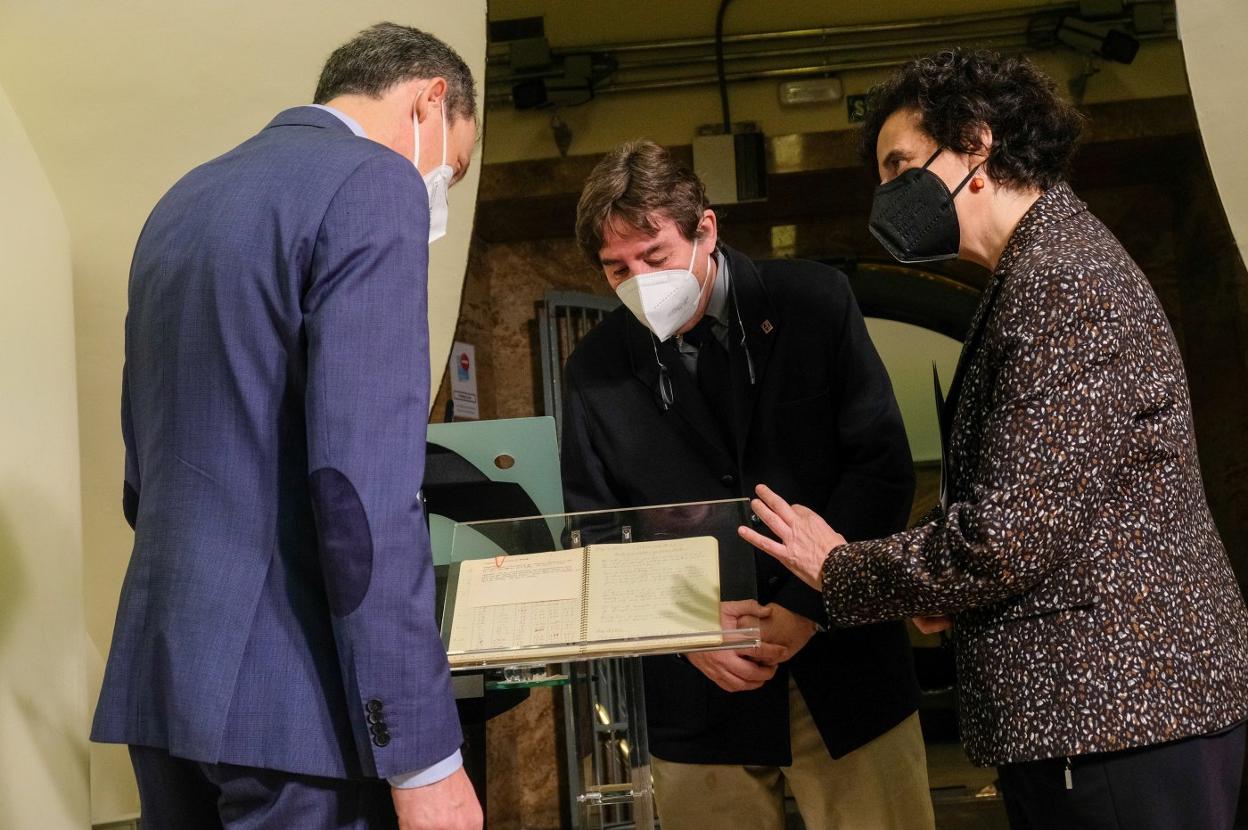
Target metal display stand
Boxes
[443,498,759,829]
[565,656,655,829]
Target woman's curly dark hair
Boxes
[860,49,1084,190]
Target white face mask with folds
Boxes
[614,238,711,341]
[413,98,452,243]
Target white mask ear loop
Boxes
[693,239,718,313]
[412,90,423,168]
[687,237,712,311]
[411,89,449,172]
[439,99,447,168]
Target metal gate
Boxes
[537,290,620,440]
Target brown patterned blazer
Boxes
[822,183,1248,766]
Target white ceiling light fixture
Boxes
[778,77,844,106]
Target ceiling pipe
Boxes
[487,3,1087,66]
[489,26,1040,86]
[609,27,1031,71]
[484,29,1174,104]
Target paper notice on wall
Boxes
[449,341,479,420]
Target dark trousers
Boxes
[129,745,398,830]
[998,722,1246,829]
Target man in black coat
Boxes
[560,139,933,829]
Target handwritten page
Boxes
[446,549,582,656]
[453,549,582,606]
[447,599,580,654]
[584,537,720,643]
[446,537,725,665]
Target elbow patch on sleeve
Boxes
[122,481,139,530]
[309,467,374,617]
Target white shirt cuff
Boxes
[387,749,463,789]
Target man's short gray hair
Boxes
[313,22,477,124]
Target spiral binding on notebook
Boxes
[578,545,591,647]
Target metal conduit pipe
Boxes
[488,27,1030,86]
[486,28,1033,88]
[486,3,1085,65]
[484,29,1174,102]
[608,27,1032,71]
[601,59,931,93]
[484,56,935,105]
[488,12,1175,84]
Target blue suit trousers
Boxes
[129,746,398,830]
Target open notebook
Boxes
[445,536,722,666]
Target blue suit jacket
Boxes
[91,107,461,780]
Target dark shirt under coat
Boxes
[560,243,921,765]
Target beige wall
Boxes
[0,1,486,821]
[1178,0,1248,263]
[0,81,90,829]
[865,320,961,463]
[485,0,1189,163]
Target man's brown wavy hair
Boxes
[576,139,709,268]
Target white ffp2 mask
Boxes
[413,99,452,243]
[614,239,710,341]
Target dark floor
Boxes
[925,742,1008,830]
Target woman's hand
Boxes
[737,484,845,592]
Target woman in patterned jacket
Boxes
[740,49,1248,829]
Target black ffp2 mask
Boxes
[868,148,980,264]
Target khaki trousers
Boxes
[650,680,933,830]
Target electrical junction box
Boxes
[693,130,768,205]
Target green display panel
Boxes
[426,416,563,565]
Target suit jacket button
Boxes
[373,731,391,748]
[721,474,736,487]
[367,711,384,725]
[366,699,383,713]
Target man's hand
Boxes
[912,615,953,635]
[392,766,482,830]
[721,598,766,635]
[738,484,846,591]
[685,600,786,692]
[757,603,817,665]
[687,649,780,692]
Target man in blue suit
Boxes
[92,23,482,829]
